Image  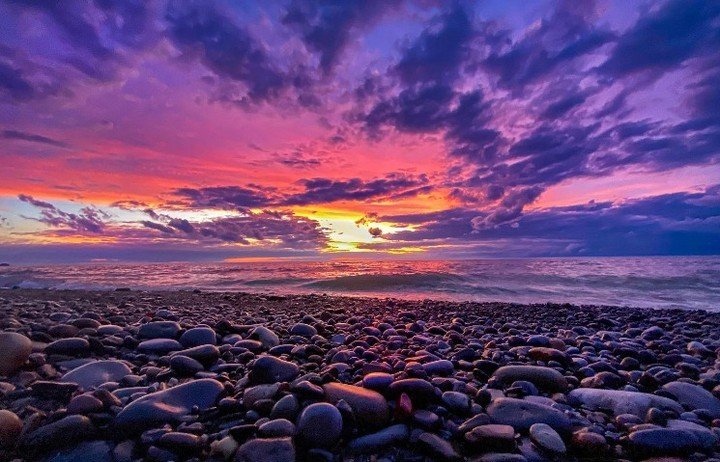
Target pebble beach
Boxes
[1,289,720,462]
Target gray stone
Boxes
[297,403,342,448]
[249,326,280,348]
[323,382,389,427]
[491,366,568,393]
[662,381,720,418]
[234,437,295,462]
[45,338,90,356]
[61,360,132,390]
[137,338,182,354]
[138,321,181,339]
[251,356,299,383]
[568,388,684,417]
[529,423,566,454]
[347,424,409,454]
[179,327,216,347]
[0,332,32,376]
[0,410,22,448]
[44,440,113,462]
[486,398,571,433]
[114,378,224,434]
[21,415,94,453]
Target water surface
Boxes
[1,256,718,311]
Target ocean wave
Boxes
[303,272,466,291]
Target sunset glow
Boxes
[1,0,719,263]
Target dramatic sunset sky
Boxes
[1,0,719,263]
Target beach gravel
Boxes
[0,288,719,461]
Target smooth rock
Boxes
[662,381,720,418]
[234,437,295,462]
[0,410,22,448]
[486,398,571,433]
[21,415,94,453]
[249,327,280,349]
[323,382,389,427]
[568,388,684,417]
[179,327,216,347]
[251,356,299,383]
[289,323,316,337]
[296,403,342,448]
[169,355,204,376]
[138,321,181,339]
[45,338,90,356]
[0,332,32,376]
[61,360,132,390]
[529,423,566,454]
[491,366,568,393]
[45,440,113,462]
[67,394,104,414]
[347,424,409,454]
[114,378,224,434]
[258,419,295,438]
[627,427,716,456]
[137,338,182,354]
[388,378,437,403]
[417,432,462,461]
[465,424,516,451]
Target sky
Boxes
[0,0,719,263]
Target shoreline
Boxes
[1,289,719,461]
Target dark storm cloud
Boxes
[379,185,720,256]
[141,211,327,248]
[173,185,276,210]
[0,61,35,101]
[165,0,289,104]
[2,130,70,148]
[394,5,475,86]
[599,0,720,79]
[18,194,107,233]
[174,173,430,209]
[283,0,400,74]
[483,0,614,89]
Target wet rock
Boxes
[61,360,132,390]
[21,415,94,453]
[626,426,716,456]
[296,403,342,448]
[44,440,114,462]
[323,382,389,427]
[388,378,437,403]
[362,372,393,392]
[251,356,299,383]
[662,381,720,418]
[67,394,104,414]
[486,398,571,433]
[179,326,216,347]
[0,332,32,376]
[249,326,280,349]
[289,323,316,337]
[464,424,516,452]
[568,388,684,417]
[417,432,462,461]
[138,321,181,339]
[137,338,182,354]
[258,419,295,438]
[490,366,568,393]
[114,378,224,434]
[234,437,295,462]
[346,424,409,454]
[0,409,22,448]
[45,338,90,356]
[169,355,204,376]
[529,423,565,454]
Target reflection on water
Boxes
[1,256,719,311]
